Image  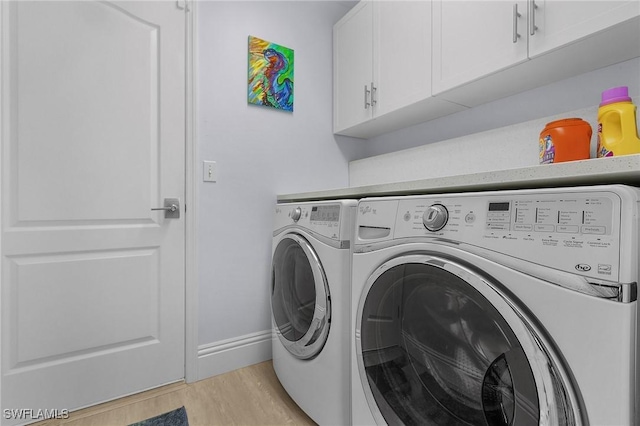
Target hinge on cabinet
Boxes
[176,0,190,12]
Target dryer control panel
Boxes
[356,186,640,283]
[274,200,356,241]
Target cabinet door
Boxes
[432,0,529,96]
[528,0,640,57]
[374,1,432,117]
[333,1,374,133]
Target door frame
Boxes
[0,0,201,407]
[184,0,199,384]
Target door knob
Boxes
[152,204,178,212]
[151,198,180,218]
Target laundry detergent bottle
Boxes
[596,86,640,158]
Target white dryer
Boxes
[272,199,356,425]
[351,185,639,425]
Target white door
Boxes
[1,1,186,423]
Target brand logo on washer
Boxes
[575,264,592,272]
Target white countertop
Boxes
[277,155,640,202]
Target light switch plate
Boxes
[203,161,217,182]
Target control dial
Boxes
[423,204,449,232]
[291,207,302,222]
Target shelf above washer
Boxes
[277,155,640,202]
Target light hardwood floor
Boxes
[33,361,316,426]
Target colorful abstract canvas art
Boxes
[248,36,294,112]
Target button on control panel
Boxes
[423,204,449,232]
[291,207,302,222]
[486,202,511,231]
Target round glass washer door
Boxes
[356,254,583,426]
[271,233,330,360]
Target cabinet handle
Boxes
[364,84,371,109]
[371,82,377,106]
[529,0,538,36]
[513,3,521,43]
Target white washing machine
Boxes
[351,185,640,425]
[271,199,356,425]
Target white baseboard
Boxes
[196,330,273,381]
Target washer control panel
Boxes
[482,197,612,235]
[356,188,640,282]
[392,191,621,281]
[395,194,615,238]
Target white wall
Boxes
[197,1,364,377]
[351,57,640,185]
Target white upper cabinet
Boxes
[334,0,465,138]
[374,1,432,116]
[334,1,640,138]
[333,1,374,132]
[433,0,640,105]
[432,1,529,96]
[528,1,640,57]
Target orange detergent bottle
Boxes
[596,86,640,158]
[539,118,592,164]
